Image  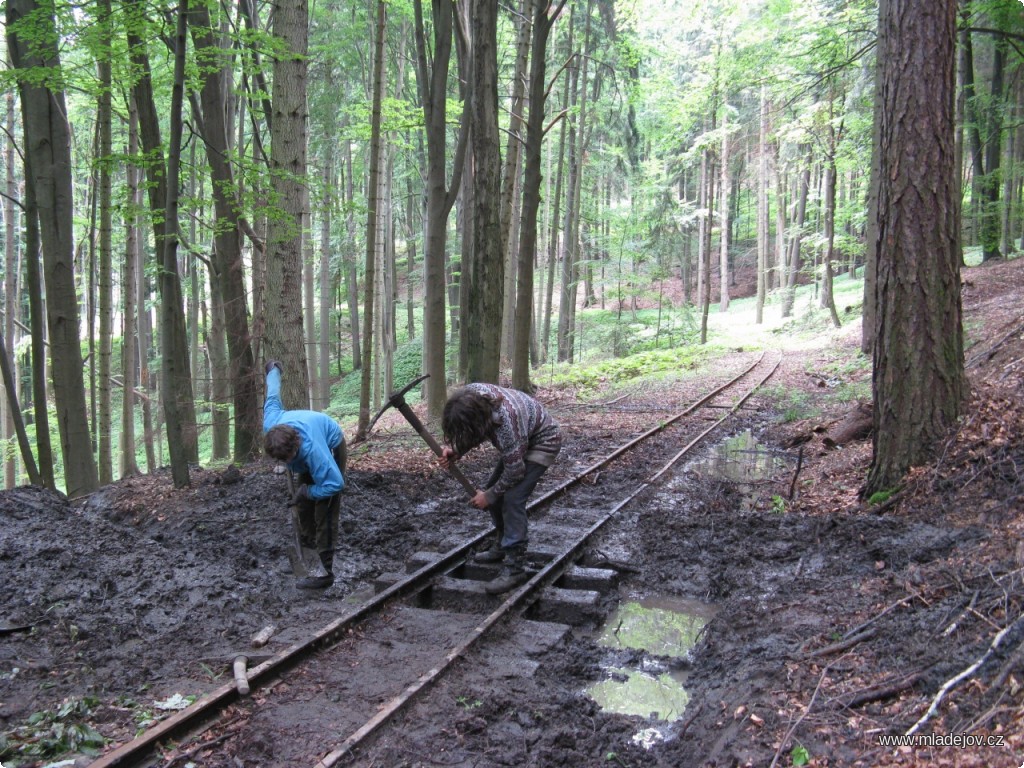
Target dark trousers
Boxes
[485,460,549,550]
[296,440,346,555]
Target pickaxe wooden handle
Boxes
[370,374,476,496]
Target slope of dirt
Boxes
[1,257,1022,768]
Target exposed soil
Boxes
[1,258,1023,768]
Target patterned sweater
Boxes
[463,383,562,504]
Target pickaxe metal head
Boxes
[367,373,430,434]
[364,374,476,496]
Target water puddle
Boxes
[586,596,716,745]
[690,429,784,484]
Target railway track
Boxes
[89,351,780,767]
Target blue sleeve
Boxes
[263,368,283,433]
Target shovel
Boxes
[285,470,329,580]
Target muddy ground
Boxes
[1,258,1023,768]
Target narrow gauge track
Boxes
[90,352,780,768]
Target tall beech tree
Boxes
[189,0,261,460]
[264,0,311,409]
[413,0,468,419]
[7,0,99,497]
[463,0,504,383]
[511,0,566,390]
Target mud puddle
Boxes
[586,595,717,747]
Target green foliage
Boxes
[771,495,786,514]
[0,697,106,762]
[545,345,712,393]
[763,385,817,423]
[329,340,423,420]
[791,744,811,766]
[867,489,895,506]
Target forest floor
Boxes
[1,257,1023,768]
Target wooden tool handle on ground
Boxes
[233,656,250,696]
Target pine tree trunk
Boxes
[866,0,963,494]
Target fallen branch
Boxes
[906,613,1024,736]
[802,628,875,659]
[829,669,927,710]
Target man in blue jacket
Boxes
[263,361,346,589]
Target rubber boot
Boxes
[297,551,335,589]
[484,545,530,595]
[473,535,505,563]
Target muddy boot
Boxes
[484,546,530,595]
[473,536,505,563]
[297,551,334,590]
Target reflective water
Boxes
[586,596,716,737]
[690,429,784,484]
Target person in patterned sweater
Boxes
[439,383,562,594]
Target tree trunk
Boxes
[773,144,787,291]
[319,157,333,410]
[699,145,713,344]
[719,105,730,312]
[464,0,504,382]
[541,45,570,364]
[781,154,810,319]
[343,137,362,371]
[162,1,199,487]
[121,97,141,478]
[499,0,532,365]
[265,0,311,409]
[303,194,316,399]
[512,0,564,390]
[821,153,842,328]
[189,1,260,460]
[866,0,963,495]
[356,0,386,439]
[7,0,99,498]
[3,90,18,487]
[23,152,54,488]
[756,86,768,325]
[413,0,467,417]
[98,0,114,484]
[0,331,40,485]
[206,267,231,461]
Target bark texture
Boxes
[866,0,964,494]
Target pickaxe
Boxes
[368,374,476,495]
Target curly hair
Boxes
[442,387,496,457]
[264,424,301,461]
